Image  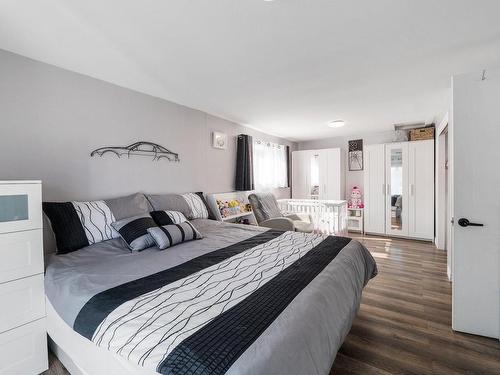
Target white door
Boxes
[363,144,385,234]
[452,69,500,339]
[408,140,435,240]
[292,150,310,199]
[385,142,409,237]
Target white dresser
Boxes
[0,181,48,375]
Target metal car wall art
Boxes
[90,141,180,162]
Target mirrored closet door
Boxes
[385,143,409,237]
[309,153,320,199]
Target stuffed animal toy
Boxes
[348,186,364,208]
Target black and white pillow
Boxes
[72,201,119,242]
[43,200,118,254]
[181,192,210,219]
[147,221,203,250]
[150,210,187,226]
[111,214,157,251]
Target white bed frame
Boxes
[47,298,155,375]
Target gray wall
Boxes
[0,49,296,201]
[298,130,397,199]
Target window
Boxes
[253,140,288,190]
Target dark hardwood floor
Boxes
[44,234,500,375]
[331,234,500,375]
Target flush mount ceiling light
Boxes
[327,120,345,128]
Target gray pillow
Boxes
[105,193,152,221]
[146,192,215,220]
[145,194,192,218]
[147,222,203,250]
[111,214,157,251]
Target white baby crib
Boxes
[277,199,348,236]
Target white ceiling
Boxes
[1,1,500,141]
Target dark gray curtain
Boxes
[235,134,254,191]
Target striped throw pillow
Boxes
[111,214,157,251]
[147,221,203,250]
[150,210,187,226]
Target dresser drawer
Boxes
[0,274,45,334]
[0,318,47,375]
[0,183,42,235]
[0,229,43,284]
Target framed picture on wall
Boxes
[348,139,363,171]
[212,131,227,149]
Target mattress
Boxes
[45,219,377,375]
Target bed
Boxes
[45,219,377,375]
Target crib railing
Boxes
[277,199,348,236]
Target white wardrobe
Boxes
[292,148,345,200]
[364,140,434,240]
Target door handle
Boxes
[458,218,484,227]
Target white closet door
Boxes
[385,142,409,237]
[408,140,434,240]
[293,148,344,200]
[363,144,386,234]
[325,148,342,200]
[292,150,310,199]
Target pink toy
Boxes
[348,186,364,208]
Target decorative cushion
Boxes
[147,221,203,250]
[111,214,157,251]
[105,193,152,220]
[181,192,210,219]
[150,210,187,226]
[43,200,118,254]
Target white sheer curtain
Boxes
[253,140,288,191]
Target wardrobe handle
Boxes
[382,184,385,195]
[410,184,414,196]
